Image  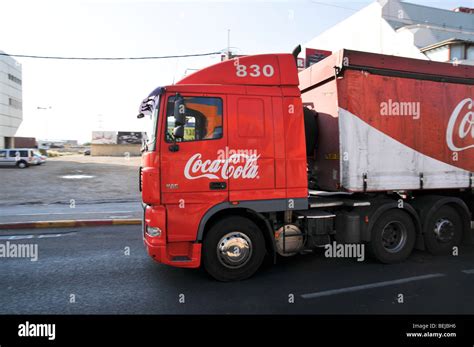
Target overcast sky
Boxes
[2,0,472,143]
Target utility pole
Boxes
[227,29,231,60]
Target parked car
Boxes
[0,148,36,168]
[33,152,47,165]
[83,149,91,156]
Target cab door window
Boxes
[166,96,223,142]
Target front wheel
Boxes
[369,209,416,263]
[202,216,266,282]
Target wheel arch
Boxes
[197,205,276,258]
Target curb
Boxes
[0,219,141,230]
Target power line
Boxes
[0,51,222,61]
[309,1,360,12]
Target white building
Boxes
[302,0,474,65]
[0,51,23,149]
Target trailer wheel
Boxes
[202,216,266,282]
[369,209,416,264]
[424,205,462,255]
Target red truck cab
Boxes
[139,53,308,280]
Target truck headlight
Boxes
[146,226,162,237]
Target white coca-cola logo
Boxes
[446,98,474,152]
[184,151,260,180]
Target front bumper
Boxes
[143,204,201,268]
[144,239,201,268]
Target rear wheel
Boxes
[202,216,266,282]
[424,205,462,255]
[369,209,416,263]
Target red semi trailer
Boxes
[138,48,474,281]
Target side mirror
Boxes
[173,94,187,126]
[173,125,184,139]
[138,95,155,119]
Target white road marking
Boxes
[38,234,64,238]
[0,233,72,241]
[462,269,474,274]
[61,174,95,179]
[7,235,34,240]
[301,273,446,299]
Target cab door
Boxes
[160,93,228,241]
[227,94,279,201]
[160,93,228,204]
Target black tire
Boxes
[369,209,416,264]
[424,205,463,255]
[202,216,266,282]
[16,161,27,169]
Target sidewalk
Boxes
[0,201,142,230]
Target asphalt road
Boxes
[0,202,142,223]
[1,225,474,314]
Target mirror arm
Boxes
[168,130,179,152]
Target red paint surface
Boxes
[338,70,474,172]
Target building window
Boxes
[9,98,22,110]
[8,74,22,85]
[450,44,464,61]
[467,45,474,60]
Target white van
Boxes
[0,148,36,168]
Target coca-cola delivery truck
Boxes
[138,47,474,281]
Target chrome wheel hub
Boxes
[217,232,252,269]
